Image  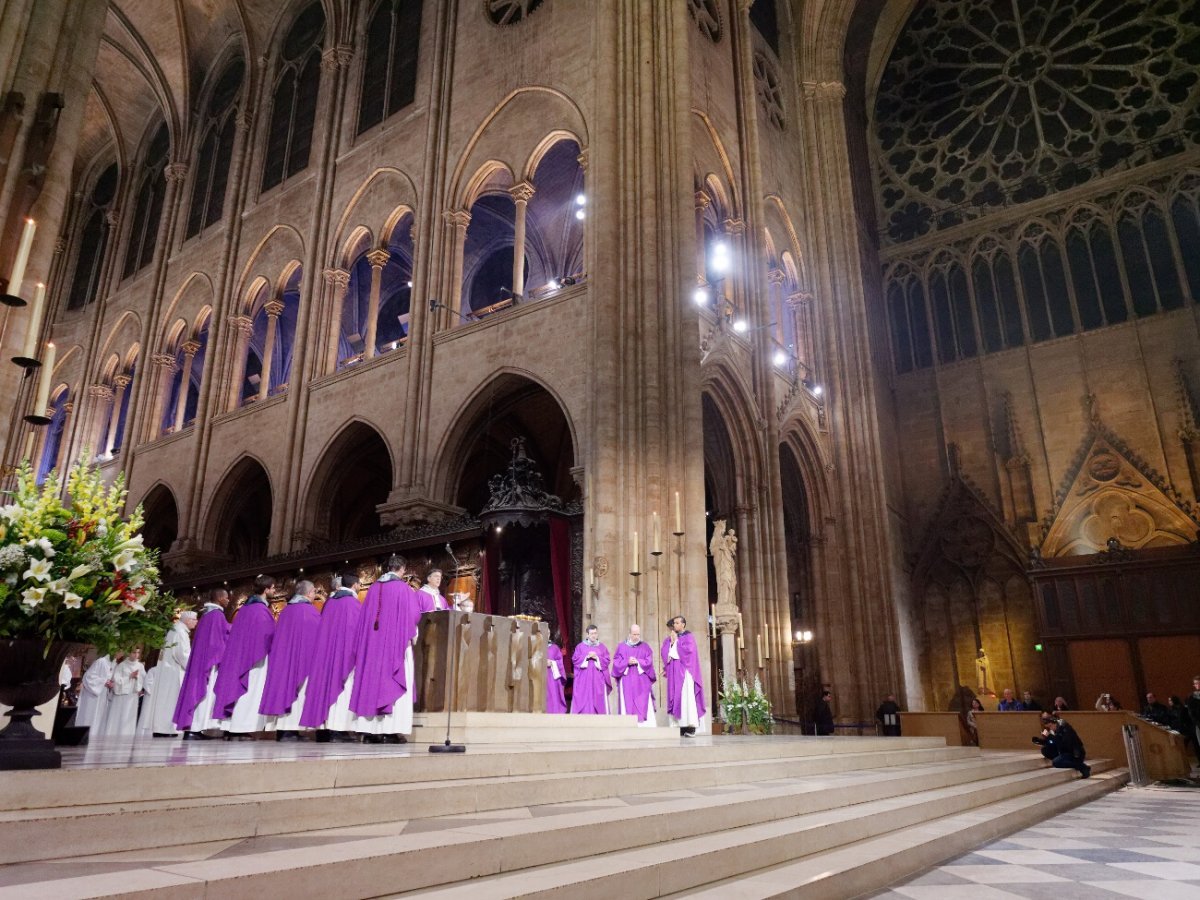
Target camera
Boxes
[1031,736,1045,745]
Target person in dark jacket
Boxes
[1187,676,1200,752]
[1033,712,1090,778]
[814,689,835,736]
[1167,695,1197,762]
[876,694,902,736]
[1141,692,1170,726]
[1021,691,1042,712]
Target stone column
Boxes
[363,248,390,359]
[715,606,741,694]
[766,267,786,350]
[509,181,535,298]
[443,209,471,325]
[788,290,816,382]
[576,150,588,277]
[103,375,130,458]
[149,352,178,436]
[225,315,254,409]
[694,190,711,287]
[257,299,284,401]
[82,384,112,461]
[323,267,351,371]
[173,340,199,431]
[723,217,746,315]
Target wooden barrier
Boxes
[898,712,969,746]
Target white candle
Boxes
[33,341,55,416]
[674,491,682,533]
[7,218,35,297]
[632,530,638,566]
[23,430,35,461]
[19,282,46,359]
[586,567,593,590]
[652,512,661,553]
[763,621,770,659]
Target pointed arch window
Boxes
[887,267,933,373]
[357,0,423,134]
[187,60,244,237]
[262,3,325,191]
[67,163,118,310]
[122,124,169,279]
[1117,196,1186,316]
[1170,181,1200,302]
[928,257,976,364]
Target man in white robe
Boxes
[143,612,196,737]
[75,654,114,734]
[98,650,146,737]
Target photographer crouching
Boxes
[1032,711,1091,778]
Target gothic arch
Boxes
[691,110,741,216]
[136,481,180,557]
[330,167,419,260]
[202,455,274,563]
[299,417,395,543]
[233,224,306,309]
[157,272,216,346]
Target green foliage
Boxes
[0,458,175,655]
[720,674,774,734]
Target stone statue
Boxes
[709,519,738,606]
[975,647,989,694]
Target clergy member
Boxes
[144,611,197,737]
[260,579,322,741]
[418,568,451,611]
[571,624,610,715]
[546,637,567,714]
[613,623,656,726]
[350,555,423,743]
[174,589,231,740]
[214,575,276,740]
[99,649,146,737]
[300,569,363,741]
[662,615,706,737]
[75,654,113,733]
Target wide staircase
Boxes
[0,735,1125,898]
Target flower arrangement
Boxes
[720,674,774,734]
[0,459,175,655]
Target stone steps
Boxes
[0,748,1113,898]
[0,741,976,865]
[410,711,675,743]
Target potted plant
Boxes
[719,674,774,736]
[0,459,175,768]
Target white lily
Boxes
[67,564,93,581]
[62,591,83,609]
[27,536,56,558]
[114,534,144,552]
[23,557,52,582]
[20,587,46,608]
[112,549,138,573]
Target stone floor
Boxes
[870,785,1200,899]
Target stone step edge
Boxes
[0,737,962,812]
[393,760,1122,900]
[673,768,1130,900]
[3,756,1070,897]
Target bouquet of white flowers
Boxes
[720,673,774,734]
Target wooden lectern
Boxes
[414,611,548,714]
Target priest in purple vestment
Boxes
[174,588,231,739]
[300,569,363,740]
[214,575,277,739]
[418,568,451,612]
[350,555,423,742]
[613,624,656,725]
[661,615,706,736]
[546,640,567,714]
[570,624,611,715]
[259,579,322,740]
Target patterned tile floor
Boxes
[871,785,1200,899]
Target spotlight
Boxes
[547,279,560,291]
[692,287,709,306]
[407,280,413,288]
[561,275,577,286]
[576,193,586,206]
[772,350,787,367]
[812,384,824,396]
[711,241,731,274]
[575,209,585,220]
[733,319,748,333]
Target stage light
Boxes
[575,209,585,220]
[575,193,586,206]
[692,287,709,306]
[711,241,731,273]
[772,350,787,367]
[733,318,748,333]
[547,279,560,291]
[407,280,413,288]
[812,384,824,396]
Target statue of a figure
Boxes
[975,647,989,694]
[709,519,738,606]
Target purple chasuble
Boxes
[612,640,656,722]
[299,590,362,728]
[349,578,423,717]
[259,599,321,716]
[546,643,567,714]
[661,632,707,720]
[212,598,275,719]
[570,641,611,715]
[173,606,230,730]
[418,586,450,612]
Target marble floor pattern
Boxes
[870,785,1200,900]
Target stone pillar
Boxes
[323,267,351,371]
[788,290,816,382]
[149,352,178,436]
[363,248,390,359]
[766,267,786,350]
[173,340,199,432]
[443,209,471,325]
[715,605,741,694]
[82,384,111,461]
[257,299,284,401]
[576,150,588,277]
[225,315,254,409]
[103,375,130,458]
[694,190,711,287]
[509,181,535,298]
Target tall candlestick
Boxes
[14,282,46,366]
[32,342,54,416]
[756,633,763,666]
[763,621,770,660]
[23,430,35,462]
[7,218,35,297]
[652,512,661,553]
[674,491,682,533]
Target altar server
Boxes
[215,575,276,739]
[141,611,197,737]
[613,623,656,725]
[135,665,157,736]
[546,639,567,714]
[350,555,423,742]
[175,589,231,739]
[260,580,321,740]
[571,624,610,715]
[75,654,113,732]
[99,649,146,736]
[300,569,363,740]
[662,615,706,737]
[418,568,451,611]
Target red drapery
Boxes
[549,516,574,673]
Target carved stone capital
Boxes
[365,248,391,269]
[320,47,341,73]
[112,374,132,390]
[509,181,536,204]
[234,109,252,133]
[103,210,118,227]
[335,43,355,68]
[88,384,113,401]
[443,208,472,229]
[695,190,712,211]
[164,162,189,184]
[801,80,847,102]
[59,402,74,415]
[723,217,746,235]
[787,289,815,309]
[227,314,254,337]
[53,237,66,254]
[263,299,285,318]
[323,267,351,292]
[151,352,178,370]
[576,148,589,171]
[766,268,786,285]
[180,340,201,357]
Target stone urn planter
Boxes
[0,639,81,769]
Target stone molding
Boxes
[365,248,391,269]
